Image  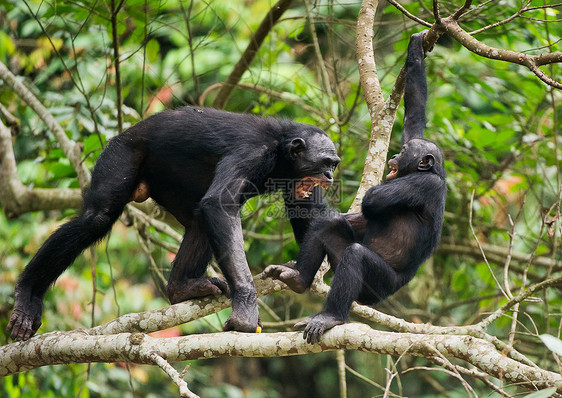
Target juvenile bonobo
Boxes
[8,107,340,340]
[262,31,446,344]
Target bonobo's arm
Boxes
[199,152,275,332]
[362,173,443,218]
[402,31,428,144]
[284,187,332,245]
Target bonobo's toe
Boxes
[294,313,344,344]
[167,277,230,304]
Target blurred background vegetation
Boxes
[0,0,560,396]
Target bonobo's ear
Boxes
[289,138,307,159]
[418,154,435,171]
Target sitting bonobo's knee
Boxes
[342,243,365,260]
[347,242,363,252]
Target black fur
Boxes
[8,107,340,340]
[262,31,446,344]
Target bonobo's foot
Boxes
[167,277,230,304]
[294,312,344,344]
[261,263,308,293]
[8,298,43,341]
[223,289,260,333]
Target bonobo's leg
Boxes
[8,135,143,340]
[262,214,356,293]
[167,218,229,304]
[297,243,400,344]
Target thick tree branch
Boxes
[89,277,287,335]
[211,0,294,109]
[0,61,91,187]
[2,325,560,393]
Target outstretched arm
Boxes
[283,186,333,246]
[402,31,428,144]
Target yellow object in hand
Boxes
[256,326,262,333]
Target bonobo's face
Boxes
[289,131,340,199]
[387,138,444,181]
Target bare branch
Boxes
[432,0,441,23]
[478,274,562,330]
[2,324,560,393]
[88,277,287,335]
[451,0,473,20]
[440,17,562,89]
[200,82,326,118]
[110,0,124,133]
[0,61,91,187]
[212,0,294,109]
[149,352,200,398]
[386,0,432,27]
[0,119,82,217]
[469,0,532,35]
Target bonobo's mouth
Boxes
[295,176,332,199]
[386,160,398,181]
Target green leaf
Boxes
[522,387,557,398]
[540,334,562,356]
[146,39,160,63]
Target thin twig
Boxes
[212,0,294,108]
[337,350,347,398]
[110,0,123,133]
[468,190,509,299]
[149,352,200,398]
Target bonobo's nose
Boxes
[324,170,333,181]
[391,154,397,160]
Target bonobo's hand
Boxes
[411,29,432,54]
[261,262,308,293]
[294,312,344,344]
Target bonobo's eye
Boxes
[323,157,340,170]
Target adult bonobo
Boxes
[8,107,340,340]
[262,31,446,344]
